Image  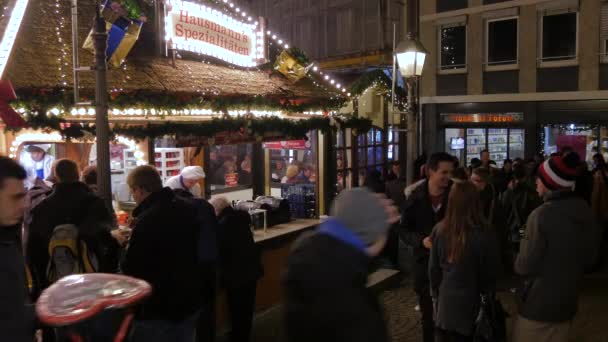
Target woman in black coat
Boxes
[429,181,501,342]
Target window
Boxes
[208,144,252,192]
[601,3,608,62]
[540,11,577,64]
[387,127,399,162]
[439,23,467,71]
[486,17,518,67]
[335,128,353,192]
[268,134,317,186]
[357,127,384,171]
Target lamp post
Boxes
[394,33,427,185]
[93,2,112,209]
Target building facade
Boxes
[420,0,608,167]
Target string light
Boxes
[0,0,29,78]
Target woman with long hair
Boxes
[429,181,501,342]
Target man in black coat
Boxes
[123,165,203,342]
[284,188,399,342]
[0,157,35,342]
[399,152,454,342]
[211,197,262,342]
[28,159,119,294]
[171,188,219,342]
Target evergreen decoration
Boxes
[7,107,372,143]
[348,69,406,99]
[11,88,347,114]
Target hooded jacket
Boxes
[283,220,389,342]
[0,225,35,342]
[515,190,599,322]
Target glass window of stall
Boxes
[387,126,399,162]
[335,128,353,192]
[208,144,253,193]
[266,133,318,218]
[357,127,385,185]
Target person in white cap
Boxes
[164,166,205,198]
[21,144,54,184]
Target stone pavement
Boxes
[248,264,608,342]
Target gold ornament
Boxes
[273,51,307,83]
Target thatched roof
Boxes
[0,0,17,46]
[4,0,335,100]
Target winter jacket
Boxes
[515,190,599,322]
[283,219,389,342]
[429,225,501,336]
[399,180,450,263]
[217,206,262,288]
[385,177,407,209]
[501,181,541,238]
[0,225,36,342]
[122,187,203,322]
[27,182,116,294]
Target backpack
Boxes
[46,223,99,283]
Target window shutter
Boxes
[602,2,608,39]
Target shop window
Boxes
[268,137,317,186]
[439,23,467,71]
[486,17,518,68]
[208,144,252,193]
[541,124,597,167]
[540,11,578,65]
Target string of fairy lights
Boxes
[53,0,69,88]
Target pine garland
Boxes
[11,88,347,114]
[7,109,372,142]
[348,69,406,100]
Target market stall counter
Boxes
[252,218,320,311]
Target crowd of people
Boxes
[0,158,261,342]
[284,148,605,342]
[1,144,607,342]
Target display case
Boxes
[153,148,184,183]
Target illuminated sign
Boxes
[164,0,265,67]
[0,0,30,78]
[440,113,524,124]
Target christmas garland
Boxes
[348,69,406,99]
[8,108,372,141]
[11,88,348,114]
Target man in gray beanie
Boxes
[283,188,399,342]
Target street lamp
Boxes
[394,32,427,185]
[395,33,427,78]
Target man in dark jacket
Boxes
[513,154,599,342]
[123,165,202,342]
[284,188,399,342]
[399,152,454,342]
[171,188,219,342]
[28,159,119,294]
[211,197,262,342]
[0,157,35,342]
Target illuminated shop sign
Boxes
[440,113,524,124]
[164,0,266,67]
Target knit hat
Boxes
[330,188,390,246]
[537,154,579,191]
[180,166,205,180]
[26,144,51,153]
